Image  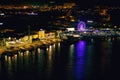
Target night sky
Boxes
[0,0,120,7]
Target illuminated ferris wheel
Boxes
[77,21,86,31]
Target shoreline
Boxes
[0,38,61,56]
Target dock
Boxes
[0,38,61,57]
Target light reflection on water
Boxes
[100,41,112,80]
[0,40,114,80]
[7,56,12,80]
[74,41,86,80]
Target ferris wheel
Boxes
[77,21,86,31]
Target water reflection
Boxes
[85,41,94,80]
[45,45,53,80]
[74,41,86,80]
[37,48,40,54]
[100,41,112,80]
[7,56,12,80]
[0,40,114,80]
[92,39,113,80]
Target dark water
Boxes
[0,38,117,80]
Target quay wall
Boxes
[0,38,61,56]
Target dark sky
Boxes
[0,0,120,7]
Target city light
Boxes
[0,1,117,80]
[0,23,3,25]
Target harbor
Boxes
[0,3,119,80]
[1,27,120,57]
[0,36,114,80]
[0,37,61,58]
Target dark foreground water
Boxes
[0,38,118,80]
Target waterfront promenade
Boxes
[0,38,61,55]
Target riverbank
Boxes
[0,38,61,55]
